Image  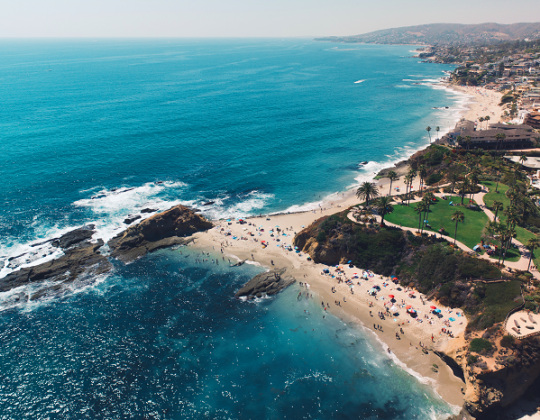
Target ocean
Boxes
[0,39,465,418]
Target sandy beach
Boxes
[191,196,466,407]
[187,81,508,410]
[446,84,504,126]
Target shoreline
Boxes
[191,198,467,408]
[188,79,506,410]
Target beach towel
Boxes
[449,317,456,322]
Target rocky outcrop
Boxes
[439,335,540,419]
[0,240,111,294]
[235,268,296,299]
[463,337,540,418]
[0,205,213,299]
[376,160,410,178]
[51,225,95,249]
[108,205,213,262]
[123,215,141,224]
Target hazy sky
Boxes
[2,0,540,38]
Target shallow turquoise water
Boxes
[0,249,454,419]
[0,39,462,418]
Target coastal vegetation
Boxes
[293,209,524,332]
[297,144,540,340]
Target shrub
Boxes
[467,355,478,364]
[316,230,327,242]
[500,335,515,348]
[426,173,443,185]
[470,338,493,353]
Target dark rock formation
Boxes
[108,205,213,262]
[51,225,95,249]
[0,205,213,299]
[235,268,296,299]
[141,208,157,214]
[0,240,111,294]
[123,215,142,224]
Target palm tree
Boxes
[465,136,472,152]
[503,205,521,229]
[375,196,394,226]
[458,178,471,205]
[495,133,506,151]
[418,165,427,190]
[426,126,432,144]
[449,173,460,192]
[493,201,503,222]
[436,126,440,140]
[404,174,412,205]
[452,210,465,245]
[456,135,463,148]
[415,201,429,234]
[469,172,480,201]
[485,115,490,129]
[479,117,484,130]
[356,182,380,207]
[501,227,516,266]
[527,237,540,271]
[387,171,398,196]
[519,155,528,166]
[407,169,417,205]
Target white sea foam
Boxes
[354,79,365,84]
[201,191,275,221]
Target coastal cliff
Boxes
[293,209,540,418]
[446,334,540,418]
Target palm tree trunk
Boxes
[454,221,458,245]
[389,180,392,197]
[494,209,498,222]
[502,240,509,265]
[528,250,534,271]
[418,212,422,232]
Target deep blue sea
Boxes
[0,39,465,419]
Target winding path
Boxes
[348,187,540,280]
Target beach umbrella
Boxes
[348,260,352,264]
[434,309,441,313]
[406,305,412,309]
[388,295,395,299]
[390,306,397,312]
[430,306,436,310]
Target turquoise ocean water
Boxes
[0,39,465,418]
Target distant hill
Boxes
[316,23,540,45]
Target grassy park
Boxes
[385,196,489,249]
[482,181,538,264]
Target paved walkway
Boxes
[348,186,540,280]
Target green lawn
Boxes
[482,181,510,217]
[385,196,489,249]
[482,181,539,266]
